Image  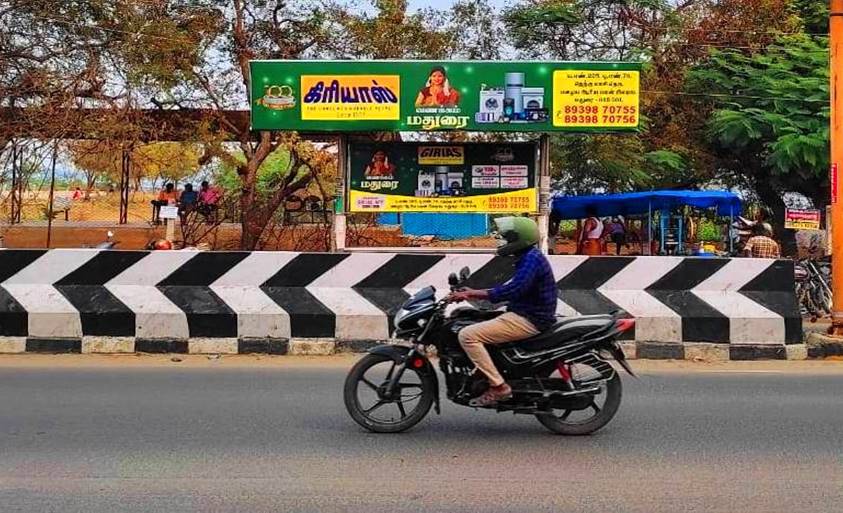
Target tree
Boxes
[67,141,201,195]
[331,0,454,60]
[503,0,673,61]
[503,0,693,191]
[687,34,829,250]
[550,135,689,194]
[502,0,821,200]
[52,0,342,249]
[448,0,504,60]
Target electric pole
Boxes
[830,0,843,333]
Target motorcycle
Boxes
[795,258,832,320]
[343,267,635,435]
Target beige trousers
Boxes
[457,312,540,387]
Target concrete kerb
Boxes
[0,336,809,360]
[288,338,336,356]
[683,342,730,362]
[82,337,135,354]
[0,337,27,354]
[635,341,684,360]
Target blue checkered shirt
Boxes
[488,247,557,330]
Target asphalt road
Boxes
[0,355,841,513]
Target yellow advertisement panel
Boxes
[552,70,639,128]
[301,75,400,121]
[350,188,536,213]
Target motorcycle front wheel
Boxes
[344,353,436,433]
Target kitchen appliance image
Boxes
[416,170,436,197]
[447,172,465,196]
[476,87,504,123]
[434,166,450,194]
[502,98,515,121]
[504,72,525,118]
[477,73,548,124]
[522,87,544,110]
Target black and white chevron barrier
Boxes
[0,249,803,360]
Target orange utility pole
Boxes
[831,0,843,333]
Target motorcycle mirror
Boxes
[448,273,459,286]
[459,266,470,281]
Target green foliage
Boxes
[789,0,829,33]
[687,35,829,184]
[334,0,455,59]
[697,219,721,242]
[449,0,503,60]
[550,135,689,193]
[503,0,671,59]
[214,147,306,198]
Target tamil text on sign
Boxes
[250,60,640,133]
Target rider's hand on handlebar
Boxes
[446,287,487,304]
[446,290,472,303]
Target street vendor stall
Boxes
[551,190,742,255]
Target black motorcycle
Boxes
[344,267,635,435]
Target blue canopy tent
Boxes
[551,190,742,255]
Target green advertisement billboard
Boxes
[348,142,537,213]
[250,60,640,132]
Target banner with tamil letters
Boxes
[348,142,537,213]
[785,208,821,230]
[250,60,640,132]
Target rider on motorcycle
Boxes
[446,216,557,407]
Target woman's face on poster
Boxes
[430,70,445,86]
[373,151,386,162]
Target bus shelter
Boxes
[249,59,642,253]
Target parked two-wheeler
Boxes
[344,267,635,435]
[796,258,832,320]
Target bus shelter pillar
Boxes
[333,134,348,252]
[537,134,551,254]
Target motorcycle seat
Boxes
[501,315,616,352]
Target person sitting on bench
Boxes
[151,183,179,224]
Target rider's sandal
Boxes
[469,383,513,407]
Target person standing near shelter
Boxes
[608,216,626,255]
[578,207,603,255]
[744,223,780,258]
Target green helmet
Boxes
[493,216,540,256]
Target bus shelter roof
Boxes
[551,190,742,220]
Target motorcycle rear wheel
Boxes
[535,370,622,436]
[344,354,436,433]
